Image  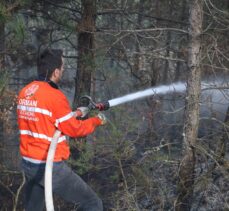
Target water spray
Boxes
[81,81,187,111]
[107,82,186,108]
[85,80,226,110]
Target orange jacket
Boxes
[17,81,102,162]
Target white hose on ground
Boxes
[45,130,61,211]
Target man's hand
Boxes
[76,107,89,118]
[97,112,107,125]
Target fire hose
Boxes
[27,78,228,210]
[44,130,61,211]
[45,83,183,210]
[44,96,109,211]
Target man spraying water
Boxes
[17,49,106,211]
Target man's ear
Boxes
[53,69,59,77]
[50,68,59,81]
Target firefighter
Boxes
[17,48,106,211]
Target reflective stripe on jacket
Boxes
[17,81,102,162]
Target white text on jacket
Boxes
[18,99,38,107]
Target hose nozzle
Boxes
[79,96,110,111]
[95,101,110,111]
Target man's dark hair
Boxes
[37,48,63,80]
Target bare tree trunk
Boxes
[73,0,96,108]
[0,18,5,169]
[0,1,23,172]
[0,21,5,70]
[132,0,145,84]
[162,31,171,83]
[175,0,187,81]
[175,1,203,210]
[215,106,229,164]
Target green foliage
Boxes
[0,1,28,47]
[0,2,9,24]
[0,0,28,24]
[109,171,120,183]
[68,140,94,175]
[58,10,75,32]
[0,70,9,97]
[131,165,151,191]
[8,14,26,44]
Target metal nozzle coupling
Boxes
[96,101,110,111]
[79,95,110,111]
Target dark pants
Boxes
[22,159,103,211]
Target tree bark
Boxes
[215,105,229,164]
[0,21,5,70]
[132,0,145,83]
[73,0,96,108]
[175,0,188,81]
[175,1,203,210]
[0,14,5,169]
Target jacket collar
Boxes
[37,76,59,89]
[48,80,59,89]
